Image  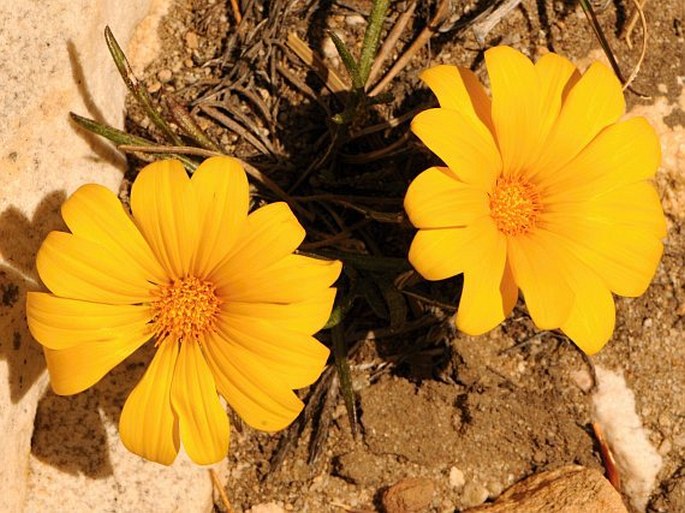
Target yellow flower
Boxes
[404,46,666,354]
[27,157,341,465]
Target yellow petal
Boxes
[419,64,493,130]
[500,258,519,317]
[533,61,624,178]
[61,184,167,284]
[210,202,305,283]
[455,219,507,335]
[485,46,542,175]
[131,160,200,280]
[203,331,304,432]
[44,325,151,395]
[190,157,249,278]
[534,52,580,147]
[404,167,490,229]
[542,191,664,298]
[214,313,329,389]
[507,231,574,329]
[408,216,492,281]
[119,339,180,465]
[171,340,229,465]
[36,231,155,304]
[216,254,341,304]
[27,292,150,350]
[411,108,501,191]
[542,117,661,200]
[222,288,337,335]
[559,258,615,355]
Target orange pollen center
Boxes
[489,176,542,236]
[150,276,221,343]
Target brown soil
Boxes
[125,1,685,512]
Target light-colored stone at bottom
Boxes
[464,465,628,513]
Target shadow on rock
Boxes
[0,191,66,403]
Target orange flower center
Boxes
[489,176,542,236]
[150,276,221,343]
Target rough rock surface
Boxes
[464,465,628,513]
[0,0,212,512]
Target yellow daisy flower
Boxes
[405,46,666,354]
[27,157,341,465]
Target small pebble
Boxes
[449,467,465,489]
[461,482,489,508]
[157,69,172,83]
[146,81,161,94]
[382,477,435,513]
[185,31,199,49]
[346,14,365,26]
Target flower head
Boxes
[27,157,341,465]
[404,46,666,354]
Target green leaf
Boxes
[329,31,363,89]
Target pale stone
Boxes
[464,466,628,513]
[0,0,211,512]
[247,504,288,513]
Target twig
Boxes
[592,422,622,492]
[621,0,649,94]
[623,0,648,48]
[369,0,451,96]
[209,469,236,513]
[286,32,348,93]
[199,104,271,155]
[229,0,242,25]
[367,1,417,87]
[471,0,523,44]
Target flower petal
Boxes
[419,64,493,129]
[485,46,542,175]
[210,202,305,283]
[61,184,167,284]
[404,167,490,229]
[411,108,501,191]
[36,231,155,304]
[171,340,229,465]
[543,185,665,297]
[131,160,200,280]
[190,157,249,278]
[408,216,493,281]
[507,231,574,329]
[534,52,580,148]
[533,61,625,177]
[542,117,661,200]
[214,313,330,389]
[216,254,341,304]
[119,339,180,465]
[500,258,519,317]
[455,219,507,335]
[559,259,615,355]
[223,288,337,335]
[27,292,150,350]
[44,325,151,395]
[203,331,304,432]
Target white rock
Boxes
[592,366,663,512]
[449,466,466,489]
[0,0,212,512]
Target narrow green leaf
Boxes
[104,26,183,146]
[329,31,363,89]
[332,323,357,437]
[358,0,390,86]
[577,0,626,82]
[165,96,222,152]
